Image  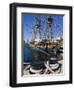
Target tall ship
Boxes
[23,15,63,75]
[30,16,63,49]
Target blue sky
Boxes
[22,14,63,42]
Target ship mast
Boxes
[31,16,53,43]
[46,16,53,41]
[32,16,42,42]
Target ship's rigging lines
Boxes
[31,16,54,41]
[55,29,63,39]
[25,16,63,42]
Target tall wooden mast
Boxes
[32,16,42,42]
[46,16,53,41]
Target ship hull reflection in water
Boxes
[24,46,33,63]
[23,43,63,75]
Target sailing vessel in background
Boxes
[30,15,63,49]
[23,15,63,75]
